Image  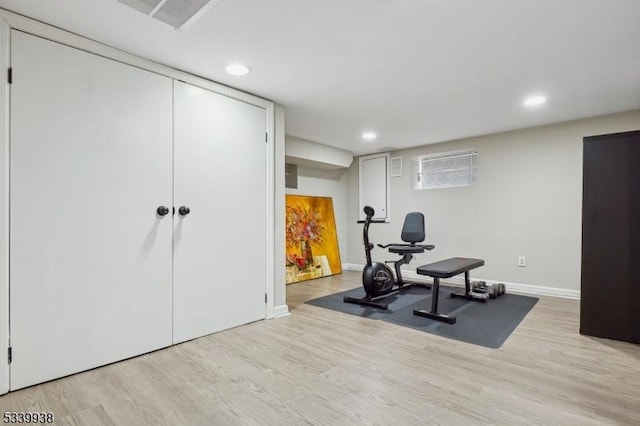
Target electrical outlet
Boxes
[518,256,526,267]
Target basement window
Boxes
[412,150,478,190]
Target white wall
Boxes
[286,135,352,169]
[273,104,287,314]
[346,110,640,296]
[286,166,349,270]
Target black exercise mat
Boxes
[383,288,538,348]
[305,286,538,348]
[305,285,431,319]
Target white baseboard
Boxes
[272,304,290,318]
[343,263,364,272]
[342,263,580,300]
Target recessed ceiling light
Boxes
[362,132,377,141]
[225,63,251,76]
[523,95,547,107]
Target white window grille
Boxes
[412,150,478,190]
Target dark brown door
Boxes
[581,130,640,343]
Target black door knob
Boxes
[156,206,170,216]
[178,206,191,216]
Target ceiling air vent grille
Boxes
[119,0,220,30]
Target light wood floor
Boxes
[1,271,640,425]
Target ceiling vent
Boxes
[118,0,220,30]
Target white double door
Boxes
[9,32,267,390]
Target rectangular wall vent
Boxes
[390,156,403,177]
[119,0,220,30]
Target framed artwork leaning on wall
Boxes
[285,195,342,284]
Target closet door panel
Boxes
[173,81,267,343]
[10,32,173,389]
[581,131,640,343]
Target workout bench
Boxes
[413,257,485,324]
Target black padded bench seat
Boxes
[416,257,484,278]
[414,257,485,324]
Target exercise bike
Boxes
[343,206,435,309]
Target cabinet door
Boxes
[360,155,389,221]
[173,81,267,343]
[581,131,640,343]
[10,32,173,390]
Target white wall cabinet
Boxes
[7,31,270,390]
[359,153,390,221]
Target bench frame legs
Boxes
[450,271,489,302]
[412,271,487,324]
[413,258,487,324]
[413,277,456,324]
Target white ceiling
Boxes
[1,0,639,155]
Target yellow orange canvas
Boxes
[285,195,342,284]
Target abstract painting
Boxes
[285,195,342,284]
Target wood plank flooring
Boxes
[1,271,640,425]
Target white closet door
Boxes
[361,156,388,220]
[10,32,173,390]
[173,81,267,343]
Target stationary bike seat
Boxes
[387,245,425,254]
